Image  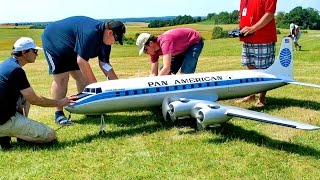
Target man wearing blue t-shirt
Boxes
[41,16,126,125]
[0,37,75,149]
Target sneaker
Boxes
[0,136,12,150]
[55,115,73,126]
[299,46,302,51]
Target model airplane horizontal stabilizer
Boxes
[286,81,320,88]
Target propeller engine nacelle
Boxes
[167,99,232,128]
[168,99,205,121]
[196,105,232,127]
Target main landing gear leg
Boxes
[99,114,107,135]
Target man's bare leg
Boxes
[70,70,88,93]
[236,65,257,103]
[51,72,72,125]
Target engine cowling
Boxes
[162,95,218,122]
[196,105,232,127]
[168,99,205,121]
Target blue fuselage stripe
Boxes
[76,77,281,106]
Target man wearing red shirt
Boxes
[136,28,203,76]
[236,0,278,107]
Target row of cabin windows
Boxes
[82,78,266,95]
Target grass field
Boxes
[0,23,319,179]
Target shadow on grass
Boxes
[248,97,320,112]
[72,107,164,126]
[208,123,320,159]
[10,111,172,151]
[9,97,320,152]
[11,125,163,151]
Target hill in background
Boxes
[1,16,205,26]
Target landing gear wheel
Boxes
[195,119,204,131]
[99,129,106,136]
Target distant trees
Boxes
[148,15,203,28]
[276,7,320,30]
[122,37,135,45]
[29,24,47,29]
[211,26,229,39]
[205,6,320,30]
[207,10,239,24]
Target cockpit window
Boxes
[83,87,102,94]
[84,88,90,93]
[96,88,102,94]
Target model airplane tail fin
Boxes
[264,37,293,80]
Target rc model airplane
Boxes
[65,37,320,133]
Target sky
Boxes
[0,0,319,23]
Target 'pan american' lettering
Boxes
[147,76,223,87]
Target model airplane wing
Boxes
[164,98,320,130]
[225,108,320,130]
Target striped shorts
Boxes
[241,42,276,69]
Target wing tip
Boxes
[295,125,320,130]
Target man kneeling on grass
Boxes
[0,37,76,149]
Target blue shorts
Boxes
[241,42,276,69]
[171,39,204,74]
[43,49,80,75]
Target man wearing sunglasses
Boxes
[0,37,76,149]
[41,16,125,125]
[136,28,204,76]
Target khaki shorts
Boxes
[0,112,53,141]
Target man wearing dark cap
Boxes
[41,16,126,125]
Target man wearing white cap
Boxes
[0,37,75,149]
[289,23,302,51]
[136,28,203,76]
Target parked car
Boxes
[228,28,240,37]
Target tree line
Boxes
[148,15,202,28]
[7,6,320,30]
[207,6,320,30]
[148,6,320,30]
[276,7,320,29]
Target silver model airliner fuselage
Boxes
[65,37,320,130]
[67,70,285,114]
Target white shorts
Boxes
[293,32,301,43]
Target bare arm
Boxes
[98,61,118,80]
[20,87,75,107]
[77,55,97,84]
[150,61,159,76]
[158,54,171,76]
[240,12,275,36]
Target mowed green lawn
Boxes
[0,23,319,179]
